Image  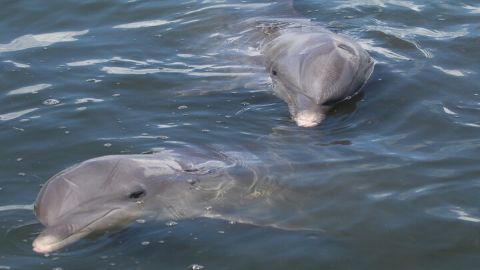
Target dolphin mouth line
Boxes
[33,207,121,253]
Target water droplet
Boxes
[158,240,165,244]
[16,158,22,162]
[177,105,188,110]
[100,255,109,260]
[190,264,204,270]
[104,143,112,148]
[52,268,62,270]
[165,221,177,227]
[43,99,60,106]
[18,172,26,176]
[136,219,146,224]
[205,206,212,211]
[141,241,150,246]
[217,230,225,234]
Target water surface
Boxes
[1,0,480,269]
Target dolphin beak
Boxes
[32,207,138,253]
[32,226,90,254]
[293,111,325,127]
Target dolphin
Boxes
[32,150,285,253]
[261,25,374,127]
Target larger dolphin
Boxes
[261,24,374,127]
[32,150,283,253]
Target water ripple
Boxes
[3,60,30,68]
[367,21,468,40]
[335,0,424,11]
[6,84,51,96]
[0,30,88,53]
[427,206,480,223]
[433,65,467,77]
[0,108,38,121]
[183,3,274,15]
[113,19,175,29]
[0,204,33,212]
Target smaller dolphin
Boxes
[262,26,374,127]
[32,150,282,253]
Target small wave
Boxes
[183,3,273,15]
[0,30,88,53]
[0,108,38,121]
[0,204,33,212]
[427,206,480,223]
[367,22,468,40]
[113,19,176,29]
[67,56,152,67]
[3,60,30,68]
[360,39,411,60]
[442,106,457,116]
[463,4,480,14]
[101,66,163,75]
[6,84,51,96]
[101,66,255,77]
[335,0,423,12]
[433,65,466,77]
[74,98,104,104]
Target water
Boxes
[1,0,479,269]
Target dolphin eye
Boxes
[271,70,277,76]
[129,190,146,199]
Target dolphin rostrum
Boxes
[260,24,374,127]
[32,150,288,253]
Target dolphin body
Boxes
[259,23,374,127]
[32,150,285,253]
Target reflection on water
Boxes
[0,0,480,269]
[0,30,88,53]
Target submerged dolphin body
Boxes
[32,150,283,253]
[260,25,374,127]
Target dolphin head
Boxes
[33,156,157,253]
[262,29,374,127]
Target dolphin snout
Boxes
[33,233,62,253]
[32,224,89,254]
[293,111,325,127]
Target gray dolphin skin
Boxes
[261,26,374,127]
[32,150,277,253]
